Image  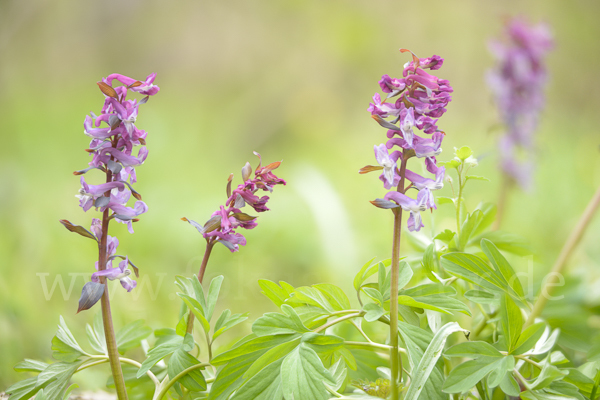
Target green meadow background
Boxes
[1,0,600,390]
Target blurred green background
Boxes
[2,0,600,390]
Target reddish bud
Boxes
[97,82,119,99]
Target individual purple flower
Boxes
[374,144,401,190]
[104,73,160,96]
[108,201,149,233]
[487,18,553,189]
[76,177,126,211]
[183,153,285,252]
[384,190,428,232]
[92,257,137,292]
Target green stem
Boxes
[153,363,212,400]
[389,151,408,400]
[455,166,464,234]
[98,165,128,400]
[313,312,364,333]
[80,356,160,386]
[344,341,393,352]
[187,240,216,333]
[525,184,600,328]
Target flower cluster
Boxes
[363,50,452,231]
[74,73,160,291]
[183,152,286,252]
[487,18,553,188]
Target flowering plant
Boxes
[7,46,600,400]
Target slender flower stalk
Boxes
[185,240,216,333]
[182,153,285,333]
[525,184,600,328]
[487,18,553,228]
[61,73,159,399]
[362,49,453,400]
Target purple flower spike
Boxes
[184,153,285,252]
[488,18,553,189]
[366,50,452,232]
[67,73,159,295]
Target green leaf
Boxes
[476,231,532,256]
[252,306,310,337]
[314,284,351,311]
[520,389,575,399]
[441,252,520,300]
[442,357,505,393]
[353,257,378,292]
[14,359,49,373]
[466,175,490,182]
[259,280,292,308]
[116,320,152,353]
[499,373,521,396]
[445,341,504,359]
[513,323,546,355]
[302,332,344,355]
[410,294,471,316]
[137,336,185,378]
[404,322,469,400]
[397,261,413,291]
[435,229,456,244]
[464,289,498,305]
[397,322,446,400]
[179,293,211,333]
[51,316,86,361]
[563,369,594,397]
[398,294,471,316]
[327,358,348,392]
[5,377,39,400]
[209,335,300,400]
[455,146,472,160]
[62,384,78,400]
[212,334,300,366]
[528,359,568,390]
[213,310,249,341]
[231,359,284,400]
[362,287,384,306]
[458,210,483,251]
[480,239,525,300]
[487,356,514,388]
[548,381,587,400]
[281,343,336,400]
[402,283,457,297]
[363,303,385,322]
[243,337,302,380]
[167,349,207,391]
[421,244,438,282]
[436,196,455,206]
[86,321,106,354]
[174,275,194,297]
[36,361,82,400]
[293,286,335,312]
[472,203,497,237]
[190,275,208,312]
[500,294,523,353]
[205,275,224,321]
[439,159,461,169]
